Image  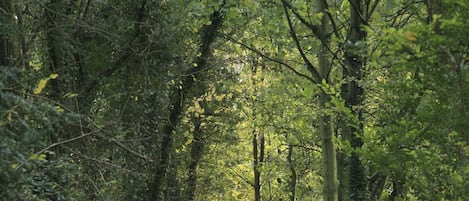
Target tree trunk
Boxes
[251,65,264,201]
[0,0,14,67]
[166,149,181,201]
[339,0,368,200]
[252,131,265,201]
[337,145,349,201]
[186,117,204,201]
[317,1,338,200]
[424,0,443,25]
[45,0,64,102]
[149,10,223,201]
[287,144,296,201]
[319,94,338,201]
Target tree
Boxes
[149,8,224,201]
[1,0,467,200]
[362,0,468,200]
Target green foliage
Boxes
[0,67,83,200]
[1,0,468,200]
[363,1,469,200]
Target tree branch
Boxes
[282,0,347,73]
[14,129,100,170]
[348,0,368,25]
[39,131,95,154]
[322,0,343,39]
[80,0,147,97]
[221,33,316,83]
[149,9,224,201]
[366,0,380,21]
[95,133,153,162]
[281,0,320,38]
[64,147,148,177]
[282,0,322,83]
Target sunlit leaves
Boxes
[2,0,467,200]
[28,153,48,162]
[33,73,58,94]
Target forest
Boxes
[0,0,467,200]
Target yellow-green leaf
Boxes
[33,78,50,94]
[215,95,224,101]
[49,73,59,79]
[63,93,78,98]
[29,153,47,162]
[10,163,19,169]
[55,106,64,113]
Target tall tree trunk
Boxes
[287,144,296,201]
[251,65,264,201]
[0,0,14,67]
[45,0,63,102]
[14,3,27,69]
[317,1,338,200]
[319,94,338,201]
[337,146,348,201]
[166,148,181,201]
[186,116,204,201]
[339,0,368,200]
[149,10,223,201]
[252,131,265,201]
[253,131,262,201]
[424,0,443,25]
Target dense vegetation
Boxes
[1,0,467,200]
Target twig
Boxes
[95,133,153,162]
[14,129,98,170]
[221,33,316,83]
[65,147,149,178]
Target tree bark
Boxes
[424,0,443,25]
[253,131,262,201]
[0,0,14,67]
[339,0,368,200]
[45,0,64,102]
[317,1,338,200]
[287,144,296,201]
[186,117,204,201]
[319,94,338,201]
[251,65,264,201]
[149,10,223,201]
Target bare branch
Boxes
[96,134,153,162]
[221,33,317,84]
[36,130,98,156]
[65,147,149,178]
[14,129,100,170]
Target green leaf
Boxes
[304,84,314,97]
